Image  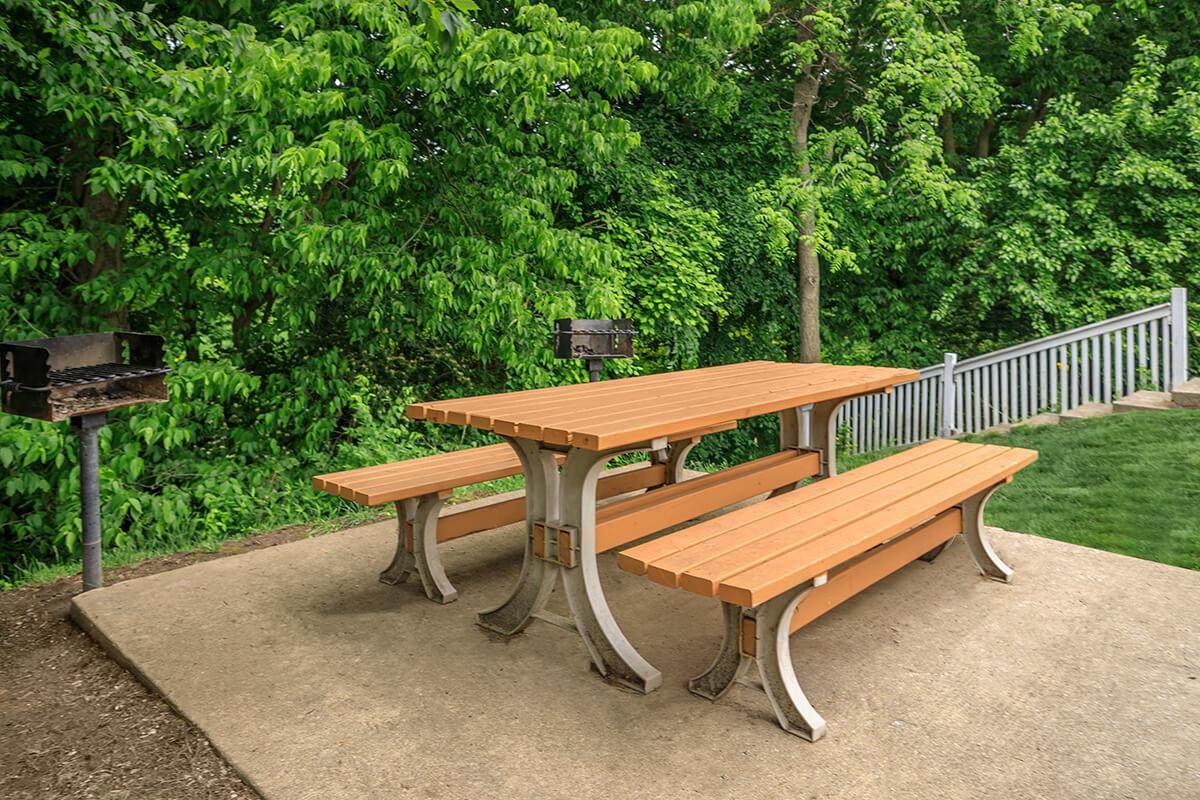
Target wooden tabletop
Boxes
[407,361,918,451]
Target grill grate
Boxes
[47,362,171,388]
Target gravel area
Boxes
[0,524,359,799]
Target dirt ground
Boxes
[0,523,368,800]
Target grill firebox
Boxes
[2,332,169,422]
[553,319,636,381]
[1,332,170,591]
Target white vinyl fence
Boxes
[838,287,1191,455]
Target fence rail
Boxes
[837,287,1190,455]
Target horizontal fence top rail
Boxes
[951,303,1171,372]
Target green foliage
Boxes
[1,0,1197,581]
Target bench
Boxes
[617,439,1037,740]
[311,422,744,603]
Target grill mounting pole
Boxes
[73,412,106,591]
[587,358,603,382]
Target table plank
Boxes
[407,362,918,451]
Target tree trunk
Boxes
[940,110,956,158]
[791,19,822,364]
[68,132,130,328]
[975,116,996,158]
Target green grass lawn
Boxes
[843,409,1200,570]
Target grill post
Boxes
[74,412,106,591]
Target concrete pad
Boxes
[72,519,1200,800]
[1114,390,1176,413]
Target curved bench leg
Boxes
[411,493,456,604]
[689,601,749,700]
[379,499,417,585]
[477,440,560,635]
[755,588,827,741]
[559,447,663,694]
[962,484,1013,583]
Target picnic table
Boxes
[406,360,918,693]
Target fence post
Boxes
[1170,287,1189,389]
[941,352,957,438]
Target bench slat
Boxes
[617,440,1036,607]
[312,443,518,494]
[618,439,960,579]
[674,444,1004,595]
[714,447,1035,606]
[312,423,740,507]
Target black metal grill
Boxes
[1,332,169,422]
[553,319,636,381]
[0,331,170,591]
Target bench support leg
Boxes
[962,484,1013,582]
[411,493,456,604]
[477,440,560,635]
[559,446,663,694]
[379,499,418,586]
[689,590,827,741]
[754,588,827,741]
[688,602,748,700]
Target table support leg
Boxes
[806,398,847,479]
[476,439,560,635]
[557,447,663,694]
[665,437,698,484]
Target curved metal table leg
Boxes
[808,397,849,479]
[558,447,663,694]
[755,587,827,741]
[476,439,560,635]
[689,601,749,700]
[379,499,417,585]
[962,484,1013,582]
[411,493,456,604]
[666,438,698,484]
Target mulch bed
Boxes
[0,522,368,799]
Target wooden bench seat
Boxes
[617,439,1037,740]
[311,423,737,604]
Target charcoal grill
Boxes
[553,319,636,381]
[1,332,170,591]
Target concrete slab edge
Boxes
[69,597,275,800]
